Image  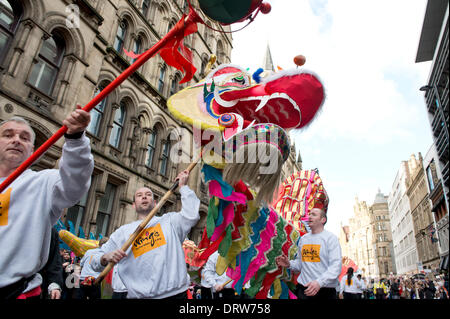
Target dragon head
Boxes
[168,64,325,203]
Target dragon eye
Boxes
[218,113,236,127]
[232,75,246,85]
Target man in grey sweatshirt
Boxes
[91,170,201,299]
[0,109,94,299]
[276,205,342,299]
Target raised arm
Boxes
[51,106,94,219]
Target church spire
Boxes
[262,43,275,72]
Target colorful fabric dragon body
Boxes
[170,64,329,298]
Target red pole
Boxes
[0,10,201,193]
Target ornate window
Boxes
[216,40,225,64]
[426,161,437,192]
[145,129,157,168]
[141,0,150,17]
[167,20,175,33]
[159,140,170,176]
[170,74,180,96]
[28,33,65,96]
[65,191,89,237]
[131,36,142,64]
[158,64,166,93]
[204,22,211,45]
[113,20,128,53]
[87,85,107,136]
[96,182,117,237]
[200,57,208,77]
[0,0,21,63]
[109,101,126,148]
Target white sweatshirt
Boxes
[201,251,233,292]
[80,248,101,280]
[356,278,366,293]
[112,265,127,293]
[289,229,342,289]
[0,134,93,290]
[339,275,362,294]
[91,185,200,299]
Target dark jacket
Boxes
[39,228,64,297]
[423,281,436,299]
[390,281,400,296]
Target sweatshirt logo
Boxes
[301,244,321,262]
[132,223,166,258]
[0,188,12,226]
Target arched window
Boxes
[158,64,166,93]
[141,0,150,17]
[0,0,21,63]
[145,129,157,168]
[200,57,208,77]
[87,85,107,136]
[182,0,189,12]
[96,182,117,237]
[170,74,180,96]
[148,2,157,24]
[131,36,142,64]
[109,101,126,148]
[113,20,128,52]
[204,22,211,45]
[216,40,225,64]
[159,140,170,176]
[28,33,65,96]
[65,191,89,237]
[167,20,175,33]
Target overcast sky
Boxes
[229,0,434,236]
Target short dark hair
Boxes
[133,187,154,202]
[319,209,328,225]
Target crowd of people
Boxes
[346,273,449,300]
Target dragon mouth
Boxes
[211,69,325,131]
[214,88,302,130]
[213,89,301,129]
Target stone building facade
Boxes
[405,152,440,271]
[370,191,396,277]
[423,144,449,272]
[0,0,301,243]
[388,159,419,275]
[346,191,395,279]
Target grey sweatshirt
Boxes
[289,229,342,289]
[91,185,200,299]
[0,134,94,290]
[201,251,232,292]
